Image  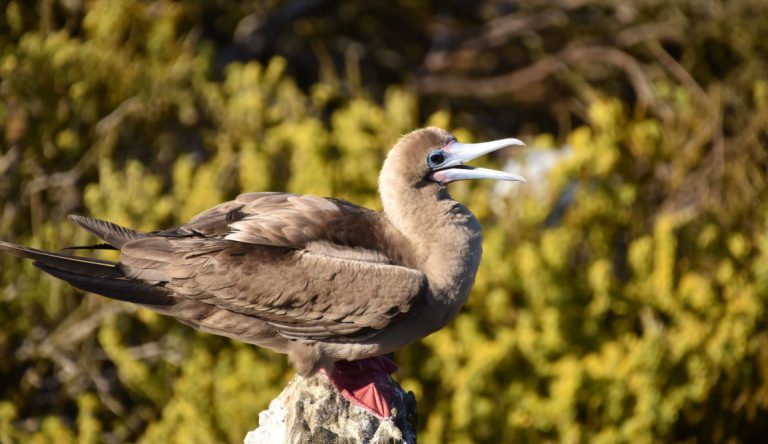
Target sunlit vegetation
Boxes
[1,1,768,443]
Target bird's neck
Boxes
[380,180,483,319]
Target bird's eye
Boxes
[427,151,446,168]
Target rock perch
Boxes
[245,369,417,443]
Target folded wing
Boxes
[120,237,427,342]
[58,192,426,343]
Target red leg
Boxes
[322,356,399,419]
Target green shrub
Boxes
[1,1,767,443]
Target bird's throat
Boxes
[380,182,483,310]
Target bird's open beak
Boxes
[432,138,526,184]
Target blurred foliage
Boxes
[1,0,768,443]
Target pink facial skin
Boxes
[431,170,450,184]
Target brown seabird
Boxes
[0,127,524,418]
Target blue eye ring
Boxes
[427,151,446,168]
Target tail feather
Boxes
[34,262,175,307]
[67,215,147,248]
[0,241,118,277]
[63,243,117,251]
[0,240,174,307]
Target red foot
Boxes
[322,356,398,419]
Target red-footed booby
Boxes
[0,127,524,418]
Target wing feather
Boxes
[120,237,427,342]
[50,192,424,344]
[154,193,414,267]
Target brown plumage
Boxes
[0,127,524,377]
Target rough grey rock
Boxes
[245,373,417,444]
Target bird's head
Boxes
[381,127,526,190]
